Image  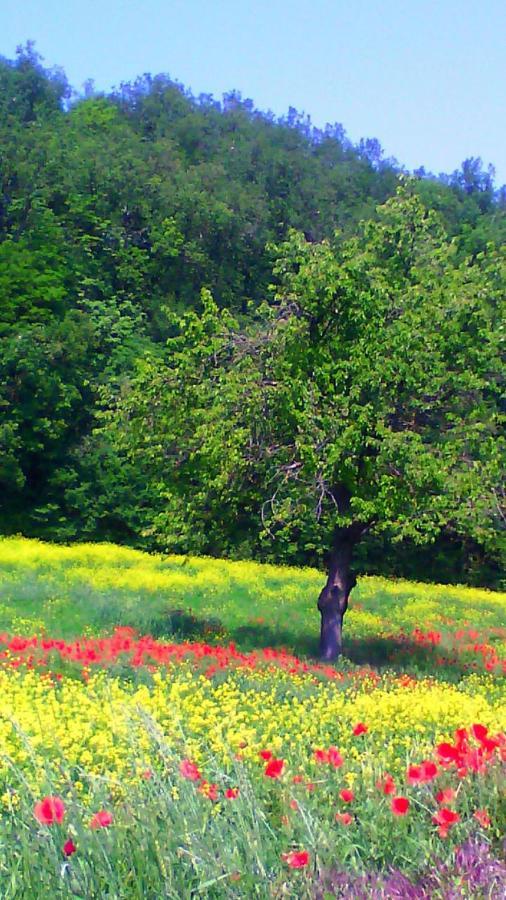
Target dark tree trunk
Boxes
[318,526,361,661]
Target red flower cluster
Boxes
[406,760,438,784]
[391,625,506,674]
[436,724,505,778]
[179,757,240,800]
[34,796,113,838]
[0,629,377,684]
[3,620,505,682]
[313,747,344,768]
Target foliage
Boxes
[97,189,505,582]
[0,46,505,585]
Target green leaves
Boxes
[100,187,504,570]
[0,204,68,332]
[0,48,504,580]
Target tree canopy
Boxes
[92,186,504,655]
[0,46,504,589]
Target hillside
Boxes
[0,46,504,588]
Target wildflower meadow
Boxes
[0,538,504,898]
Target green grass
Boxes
[0,536,504,678]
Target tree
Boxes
[1,47,504,585]
[98,186,505,659]
[0,42,69,124]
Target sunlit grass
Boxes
[0,537,504,666]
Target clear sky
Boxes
[2,0,505,185]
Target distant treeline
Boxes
[1,44,504,587]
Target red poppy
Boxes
[352,723,368,736]
[34,796,65,826]
[90,810,113,829]
[473,809,491,828]
[391,796,410,816]
[432,807,460,832]
[335,812,353,825]
[455,728,469,749]
[264,758,284,779]
[471,723,488,742]
[281,850,310,869]
[313,749,328,763]
[480,735,500,754]
[339,788,354,803]
[328,747,344,768]
[421,760,438,780]
[292,774,304,784]
[63,839,77,857]
[466,748,487,775]
[407,764,423,784]
[436,742,459,762]
[436,787,456,805]
[179,759,201,782]
[376,774,396,795]
[289,799,299,811]
[199,781,218,801]
[437,809,459,825]
[407,760,438,784]
[225,787,239,800]
[259,750,273,761]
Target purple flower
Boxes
[314,839,506,899]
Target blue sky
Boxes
[2,0,505,185]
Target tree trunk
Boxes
[318,527,360,661]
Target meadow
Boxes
[0,537,504,898]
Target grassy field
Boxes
[0,537,504,898]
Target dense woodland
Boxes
[1,45,505,588]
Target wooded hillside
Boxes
[1,45,504,586]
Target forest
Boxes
[1,44,504,588]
